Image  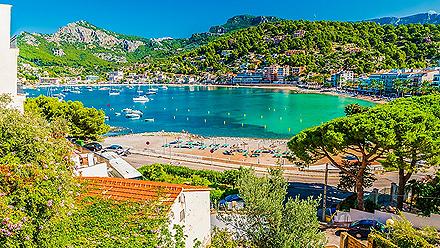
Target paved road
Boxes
[123,152,406,189]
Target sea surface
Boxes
[25,85,375,139]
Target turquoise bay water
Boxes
[26,86,375,139]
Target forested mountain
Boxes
[17,15,281,78]
[151,20,440,76]
[17,14,440,80]
[17,20,210,78]
[368,12,440,25]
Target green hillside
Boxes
[153,20,440,75]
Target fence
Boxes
[339,232,372,248]
[335,208,440,230]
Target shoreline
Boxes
[28,83,387,104]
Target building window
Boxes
[180,209,185,222]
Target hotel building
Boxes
[0,4,25,111]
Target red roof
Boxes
[81,177,208,204]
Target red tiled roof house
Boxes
[82,177,211,247]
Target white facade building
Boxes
[83,177,211,247]
[0,4,24,111]
[108,71,124,82]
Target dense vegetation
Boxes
[138,164,244,203]
[0,96,182,247]
[289,94,440,211]
[410,171,440,216]
[215,169,326,248]
[25,96,109,140]
[152,21,440,75]
[369,215,440,247]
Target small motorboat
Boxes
[109,89,120,96]
[133,95,150,102]
[131,110,143,116]
[115,112,121,116]
[144,118,155,122]
[161,85,168,90]
[122,108,133,113]
[125,113,141,120]
[146,90,157,95]
[99,87,110,91]
[105,116,110,120]
[86,86,93,91]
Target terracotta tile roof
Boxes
[81,177,208,204]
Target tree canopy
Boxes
[288,94,440,210]
[25,96,110,140]
[219,169,326,248]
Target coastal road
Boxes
[123,152,401,189]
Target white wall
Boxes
[0,4,23,112]
[342,208,440,230]
[169,190,211,247]
[0,4,11,49]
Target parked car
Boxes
[223,150,233,155]
[83,142,102,152]
[103,144,130,156]
[335,219,386,239]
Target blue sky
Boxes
[4,0,440,38]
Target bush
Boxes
[25,96,109,140]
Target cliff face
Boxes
[46,21,144,52]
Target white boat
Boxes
[133,95,150,102]
[125,113,141,120]
[109,89,120,96]
[161,86,168,90]
[115,112,121,116]
[99,87,110,91]
[146,90,157,95]
[122,108,133,113]
[86,86,93,91]
[150,88,159,92]
[131,110,143,116]
[144,118,155,122]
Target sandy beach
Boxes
[101,132,413,190]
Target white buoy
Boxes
[173,116,176,119]
[224,120,226,125]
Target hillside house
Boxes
[82,177,211,248]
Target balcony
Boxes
[10,35,17,49]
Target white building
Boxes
[108,71,124,82]
[83,177,211,248]
[331,70,354,87]
[0,4,25,111]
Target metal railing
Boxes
[10,35,17,49]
